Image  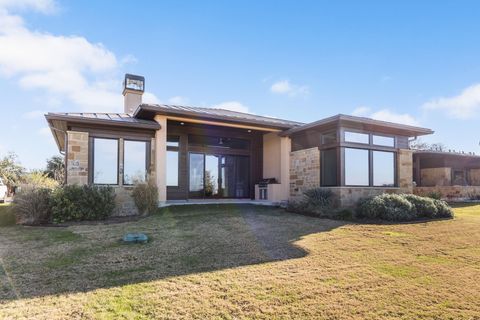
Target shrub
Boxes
[355,193,454,221]
[21,171,59,190]
[433,199,454,218]
[13,188,52,225]
[51,185,116,223]
[131,180,158,216]
[402,194,438,218]
[287,188,341,218]
[355,193,416,221]
[426,191,442,200]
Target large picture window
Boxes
[123,140,148,185]
[321,149,338,186]
[345,148,369,186]
[373,151,395,187]
[93,138,118,185]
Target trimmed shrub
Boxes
[131,181,158,216]
[13,188,52,225]
[355,193,454,221]
[433,199,454,218]
[51,185,116,223]
[355,193,416,221]
[402,194,438,218]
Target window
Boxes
[373,135,395,147]
[167,136,179,187]
[93,138,118,184]
[123,140,148,185]
[189,153,204,192]
[345,131,369,144]
[188,134,250,150]
[345,148,369,186]
[321,149,338,186]
[373,151,395,187]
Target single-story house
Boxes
[413,150,480,200]
[45,74,436,215]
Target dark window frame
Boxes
[90,137,120,186]
[167,135,180,187]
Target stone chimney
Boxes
[123,74,145,114]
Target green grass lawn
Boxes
[0,203,479,319]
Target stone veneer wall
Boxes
[289,147,320,200]
[398,149,414,193]
[66,131,89,185]
[469,169,480,186]
[420,167,451,187]
[414,186,480,200]
[327,187,403,207]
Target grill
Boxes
[258,178,277,200]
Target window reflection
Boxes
[123,140,147,184]
[373,135,395,147]
[345,131,369,144]
[93,138,118,184]
[345,148,369,186]
[373,151,395,186]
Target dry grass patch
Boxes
[0,203,479,319]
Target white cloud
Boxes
[422,83,480,119]
[0,1,140,113]
[168,96,189,105]
[351,107,420,126]
[142,92,160,104]
[213,101,249,113]
[270,80,309,97]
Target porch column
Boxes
[154,115,167,203]
[279,136,291,200]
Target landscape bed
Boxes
[0,203,479,319]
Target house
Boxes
[413,150,480,200]
[45,74,434,215]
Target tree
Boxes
[45,155,65,184]
[409,139,447,152]
[0,152,25,192]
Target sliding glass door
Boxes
[189,153,249,198]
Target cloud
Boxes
[168,96,189,105]
[213,101,249,113]
[38,126,51,136]
[0,0,148,113]
[422,83,480,119]
[23,110,45,119]
[142,92,160,104]
[270,80,309,97]
[351,107,420,126]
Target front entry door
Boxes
[188,153,249,199]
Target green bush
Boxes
[13,188,52,225]
[287,188,340,218]
[131,181,158,216]
[402,194,438,218]
[355,193,453,221]
[426,191,442,200]
[51,185,116,223]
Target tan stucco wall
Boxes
[398,149,413,193]
[257,133,291,202]
[289,147,320,201]
[66,131,89,185]
[420,167,451,186]
[154,115,167,203]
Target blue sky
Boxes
[1,0,480,169]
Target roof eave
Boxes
[45,113,161,130]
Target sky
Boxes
[1,0,480,169]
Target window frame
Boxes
[91,137,120,186]
[122,139,150,186]
[372,134,396,148]
[372,150,396,187]
[343,147,370,187]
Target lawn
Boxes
[0,204,479,319]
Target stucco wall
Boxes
[66,131,89,185]
[420,167,451,186]
[289,147,320,200]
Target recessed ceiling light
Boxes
[247,129,252,133]
[180,122,185,125]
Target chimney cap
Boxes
[123,73,145,94]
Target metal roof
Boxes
[45,112,160,129]
[413,150,480,158]
[280,114,434,137]
[134,104,304,129]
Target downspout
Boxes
[48,125,68,185]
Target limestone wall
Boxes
[420,167,451,186]
[327,187,403,208]
[66,131,89,185]
[414,186,480,200]
[469,169,480,186]
[398,149,414,193]
[289,147,320,200]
